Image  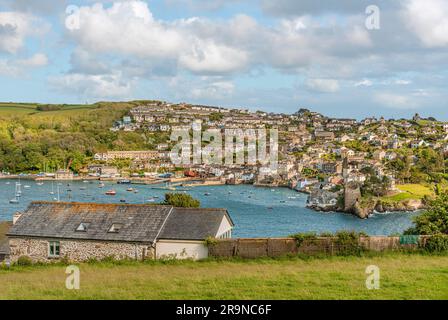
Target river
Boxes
[0,179,418,237]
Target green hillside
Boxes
[0,101,154,173]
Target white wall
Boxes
[216,215,233,239]
[156,240,208,260]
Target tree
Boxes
[405,192,448,235]
[163,193,200,208]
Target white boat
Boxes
[98,183,105,188]
[10,182,21,203]
[5,182,10,185]
[36,182,44,186]
[15,182,22,197]
[24,185,31,189]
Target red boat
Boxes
[105,190,116,196]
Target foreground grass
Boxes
[1,253,447,300]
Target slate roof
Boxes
[159,208,234,241]
[7,202,233,243]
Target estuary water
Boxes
[0,179,418,237]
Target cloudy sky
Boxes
[0,0,447,119]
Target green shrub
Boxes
[36,104,63,111]
[16,256,33,266]
[290,232,317,247]
[319,232,334,237]
[405,192,448,235]
[335,231,366,256]
[163,193,200,208]
[205,236,218,246]
[422,234,448,253]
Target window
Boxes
[48,241,60,258]
[108,223,123,233]
[76,222,89,232]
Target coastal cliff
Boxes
[308,197,426,219]
[306,183,427,219]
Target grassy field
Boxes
[384,184,433,202]
[0,102,98,119]
[0,254,447,300]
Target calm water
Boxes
[0,179,418,237]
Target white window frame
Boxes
[48,241,60,258]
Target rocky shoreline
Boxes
[307,198,426,219]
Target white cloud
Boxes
[179,41,248,74]
[404,0,448,47]
[0,11,49,54]
[395,79,411,85]
[69,48,109,75]
[0,60,19,76]
[346,26,372,47]
[71,1,183,59]
[190,80,235,99]
[374,92,417,109]
[69,1,248,74]
[66,1,386,78]
[0,53,48,76]
[354,79,373,87]
[50,72,132,99]
[306,78,339,93]
[17,53,48,67]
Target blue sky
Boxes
[0,0,448,120]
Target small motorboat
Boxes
[98,183,105,188]
[146,198,155,202]
[24,185,31,189]
[134,189,139,194]
[126,188,134,192]
[5,182,10,185]
[36,182,44,186]
[80,187,86,190]
[120,199,126,203]
[105,190,117,196]
[204,192,211,196]
[9,198,19,204]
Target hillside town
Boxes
[72,101,447,218]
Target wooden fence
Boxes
[208,236,429,259]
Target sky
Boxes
[0,0,447,120]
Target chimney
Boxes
[13,212,22,225]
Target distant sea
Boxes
[0,180,417,237]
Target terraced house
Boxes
[7,202,234,262]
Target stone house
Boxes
[7,202,234,263]
[0,221,12,262]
